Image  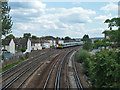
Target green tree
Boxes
[82,34,92,50]
[5,34,15,39]
[1,2,13,48]
[104,17,120,47]
[89,50,120,88]
[64,36,71,40]
[31,35,38,40]
[23,33,31,39]
[104,19,115,30]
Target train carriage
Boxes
[57,42,83,49]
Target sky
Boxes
[8,0,118,38]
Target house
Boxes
[42,40,51,49]
[55,39,64,44]
[102,29,119,48]
[31,39,42,50]
[91,37,104,43]
[14,39,31,53]
[3,39,15,54]
[43,37,56,47]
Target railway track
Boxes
[72,52,83,90]
[0,52,50,86]
[0,50,50,77]
[43,50,67,89]
[54,48,75,89]
[0,51,48,77]
[1,50,58,89]
[1,46,83,89]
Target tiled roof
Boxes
[4,39,11,45]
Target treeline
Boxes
[5,33,76,41]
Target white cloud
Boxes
[94,14,112,20]
[11,1,107,38]
[100,2,118,12]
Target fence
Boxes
[2,50,45,67]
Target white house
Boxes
[58,40,64,44]
[4,39,15,54]
[47,39,56,47]
[25,39,32,53]
[31,39,42,50]
[41,40,51,49]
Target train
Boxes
[56,42,83,49]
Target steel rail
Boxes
[43,52,64,89]
[0,52,47,77]
[72,53,83,90]
[0,51,51,85]
[54,49,73,90]
[16,63,44,89]
[1,51,56,90]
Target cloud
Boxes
[94,14,112,20]
[100,2,118,12]
[10,1,107,38]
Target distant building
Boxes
[91,37,104,43]
[2,37,65,54]
[31,39,42,50]
[3,39,15,54]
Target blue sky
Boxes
[8,0,118,38]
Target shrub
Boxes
[77,49,89,63]
[19,56,24,62]
[18,48,26,52]
[25,53,29,59]
[89,49,120,88]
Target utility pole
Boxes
[0,1,2,89]
[118,1,120,17]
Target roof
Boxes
[13,38,21,44]
[4,39,11,45]
[18,39,28,45]
[31,39,40,43]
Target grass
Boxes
[1,62,20,72]
[1,56,25,72]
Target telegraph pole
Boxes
[118,1,120,17]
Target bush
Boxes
[89,49,120,88]
[18,48,26,52]
[19,56,25,62]
[25,53,29,59]
[77,49,89,63]
[83,41,92,51]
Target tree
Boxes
[5,34,15,39]
[64,36,71,40]
[2,2,13,37]
[23,33,31,39]
[104,17,120,47]
[89,50,120,88]
[82,34,92,50]
[82,34,91,42]
[104,19,115,30]
[31,35,38,40]
[1,2,13,49]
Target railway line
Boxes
[1,52,49,86]
[1,49,60,89]
[1,46,84,89]
[72,52,83,89]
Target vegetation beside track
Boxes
[77,49,120,88]
[1,53,29,72]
